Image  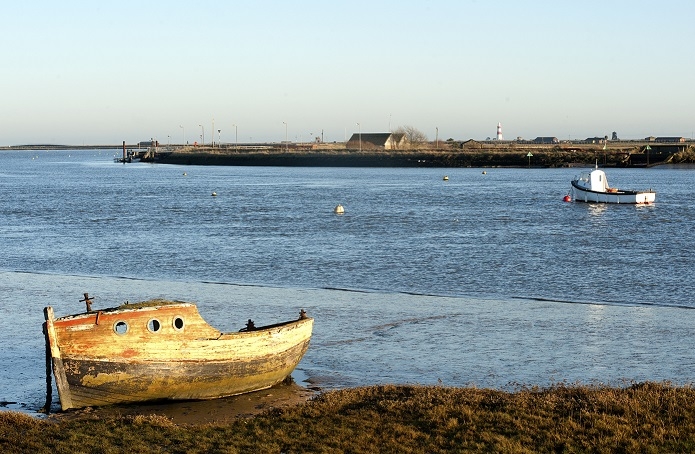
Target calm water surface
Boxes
[1,149,694,413]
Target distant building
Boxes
[346,132,407,150]
[645,136,686,143]
[655,137,686,143]
[585,137,606,144]
[533,137,559,144]
[461,139,482,149]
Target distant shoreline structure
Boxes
[3,141,694,168]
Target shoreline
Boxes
[153,148,691,168]
[4,382,695,451]
[5,143,695,167]
[45,381,318,426]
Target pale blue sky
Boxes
[2,0,693,145]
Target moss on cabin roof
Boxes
[115,299,191,310]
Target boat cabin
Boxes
[575,169,610,193]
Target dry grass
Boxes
[3,383,695,453]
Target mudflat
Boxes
[48,381,317,426]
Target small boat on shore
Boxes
[570,165,655,204]
[42,295,313,411]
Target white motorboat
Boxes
[570,165,655,204]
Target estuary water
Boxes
[1,149,694,413]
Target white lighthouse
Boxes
[496,122,503,141]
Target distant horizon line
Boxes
[2,136,694,150]
[3,133,695,149]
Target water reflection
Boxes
[587,203,608,216]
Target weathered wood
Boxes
[45,300,313,410]
[40,320,52,414]
[44,306,73,410]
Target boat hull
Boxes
[44,301,313,410]
[57,340,310,408]
[571,182,655,204]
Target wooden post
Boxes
[122,140,126,164]
[80,293,93,312]
[40,320,53,414]
[43,306,73,411]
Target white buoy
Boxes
[482,171,487,175]
[443,175,449,181]
[211,191,217,197]
[183,172,187,176]
[334,204,344,214]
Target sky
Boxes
[1,0,694,145]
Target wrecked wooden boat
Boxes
[43,294,313,411]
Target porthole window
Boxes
[114,321,129,335]
[147,319,161,333]
[173,316,185,331]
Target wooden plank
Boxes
[44,307,73,410]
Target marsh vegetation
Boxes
[3,383,695,453]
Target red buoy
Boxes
[563,195,572,202]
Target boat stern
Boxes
[636,191,656,204]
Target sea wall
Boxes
[155,148,678,168]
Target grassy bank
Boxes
[3,383,695,453]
